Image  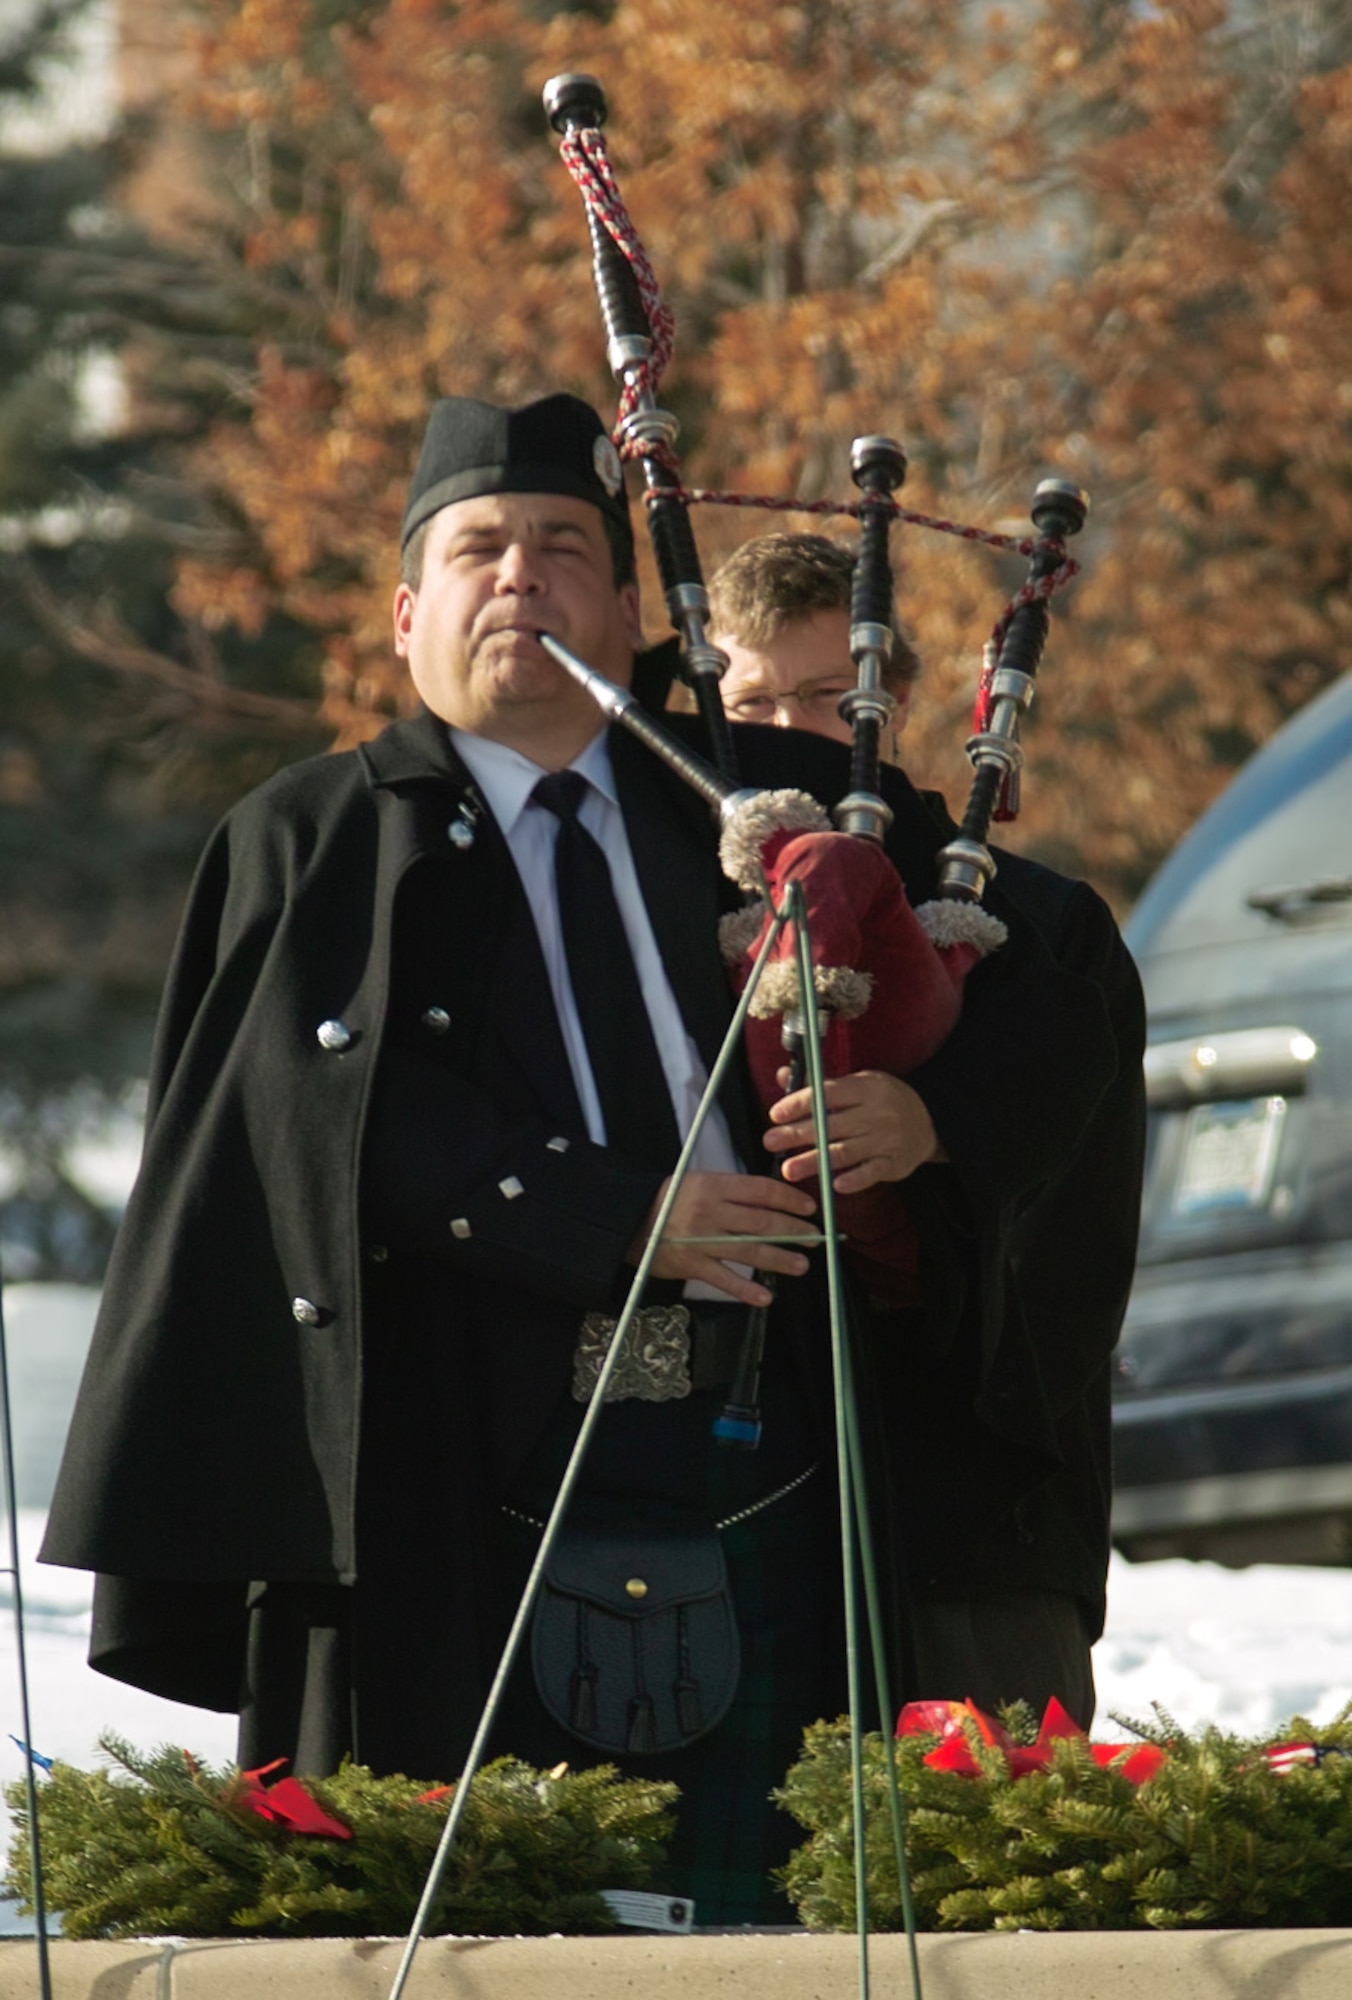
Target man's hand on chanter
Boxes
[626,1172,818,1308]
[763,1069,946,1194]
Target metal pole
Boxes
[838,1328,924,1995]
[789,886,872,2000]
[789,887,925,1999]
[0,1274,54,2000]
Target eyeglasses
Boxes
[723,677,857,724]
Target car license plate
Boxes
[1173,1096,1286,1215]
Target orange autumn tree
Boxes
[1002,0,1352,887]
[162,0,1352,907]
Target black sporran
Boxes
[530,1501,741,1756]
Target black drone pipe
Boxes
[836,434,908,844]
[935,477,1089,904]
[542,71,740,790]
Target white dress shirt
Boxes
[450,726,743,1182]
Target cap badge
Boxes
[593,434,623,497]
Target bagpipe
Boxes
[539,74,1088,1316]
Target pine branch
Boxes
[776,1708,1352,1932]
[4,1741,676,1940]
[10,559,318,736]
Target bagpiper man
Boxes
[42,394,1145,1924]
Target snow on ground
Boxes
[1094,1550,1352,1738]
[4,1508,239,1782]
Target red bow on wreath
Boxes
[896,1696,1166,1786]
[234,1758,353,1838]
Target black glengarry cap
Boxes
[401,392,632,557]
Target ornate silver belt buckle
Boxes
[572,1304,693,1404]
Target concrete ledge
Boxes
[4,1929,1352,1999]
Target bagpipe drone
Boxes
[539,73,1088,1321]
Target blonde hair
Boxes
[708,532,920,688]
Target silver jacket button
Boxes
[291,1297,322,1325]
[421,1006,452,1034]
[317,1019,353,1052]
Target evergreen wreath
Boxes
[13,1707,1352,1939]
[775,1702,1352,1931]
[3,1736,676,1939]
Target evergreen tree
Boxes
[0,0,327,1278]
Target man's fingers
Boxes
[832,1157,890,1195]
[664,1177,817,1238]
[763,1072,939,1189]
[766,1101,877,1147]
[642,1170,817,1302]
[769,1079,858,1125]
[656,1237,808,1306]
[772,1136,856,1176]
[682,1258,776,1308]
[745,1239,812,1277]
[777,1136,886,1187]
[707,1201,818,1240]
[724,1173,818,1217]
[659,1205,816,1257]
[761,1119,809,1153]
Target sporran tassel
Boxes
[626,1695,658,1754]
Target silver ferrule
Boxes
[834,790,894,843]
[781,1006,830,1045]
[716,786,768,830]
[608,332,652,373]
[989,666,1037,709]
[683,638,730,683]
[964,731,1024,778]
[667,580,711,620]
[669,599,723,677]
[989,695,1026,745]
[619,403,680,452]
[838,685,896,728]
[538,633,630,717]
[850,621,893,666]
[936,836,997,902]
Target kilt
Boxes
[241,1317,848,1929]
[490,1442,845,1927]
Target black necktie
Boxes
[532,770,682,1172]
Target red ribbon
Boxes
[896,1696,1165,1785]
[235,1760,352,1839]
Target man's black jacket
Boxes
[40,708,1145,1712]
